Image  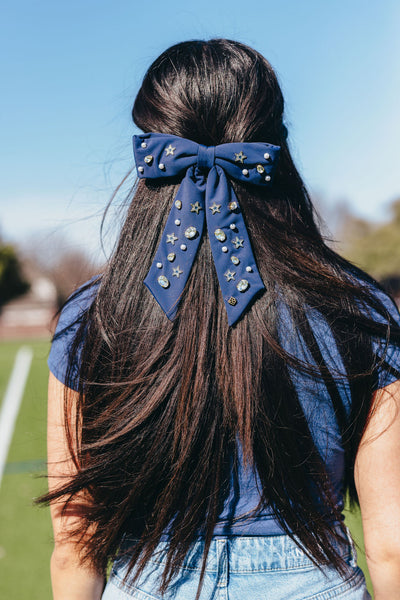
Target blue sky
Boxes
[1,0,399,259]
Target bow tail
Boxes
[206,167,265,326]
[144,167,205,320]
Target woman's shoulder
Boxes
[47,274,102,390]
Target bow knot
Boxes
[197,144,216,171]
[133,132,280,325]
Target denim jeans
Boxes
[101,526,371,600]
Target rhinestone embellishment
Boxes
[166,233,178,245]
[172,266,183,278]
[264,152,270,160]
[228,201,238,211]
[165,144,175,156]
[158,275,169,288]
[144,155,153,164]
[237,279,249,292]
[209,202,221,214]
[184,226,197,239]
[232,236,244,249]
[229,223,236,230]
[175,200,182,209]
[174,219,181,226]
[224,270,235,282]
[227,297,237,306]
[265,175,271,182]
[256,164,265,174]
[138,166,144,173]
[167,253,176,262]
[156,262,162,269]
[141,142,147,148]
[158,163,165,170]
[222,246,228,253]
[190,201,202,214]
[231,256,240,265]
[180,244,187,250]
[234,151,247,163]
[246,266,252,272]
[242,169,249,176]
[215,229,227,242]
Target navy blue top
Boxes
[48,276,400,536]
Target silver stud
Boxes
[215,229,227,242]
[156,262,162,269]
[144,155,153,164]
[175,200,182,209]
[222,246,228,253]
[172,266,183,278]
[166,233,178,245]
[141,142,147,148]
[256,164,265,174]
[228,201,238,211]
[230,223,236,230]
[185,226,197,239]
[265,175,271,182]
[225,270,235,282]
[246,266,252,272]
[167,253,176,262]
[174,219,181,226]
[158,275,169,288]
[231,256,240,265]
[264,152,270,160]
[237,279,249,292]
[180,244,187,251]
[158,163,165,170]
[138,166,144,173]
[242,169,249,176]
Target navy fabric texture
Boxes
[47,277,400,536]
[132,133,280,326]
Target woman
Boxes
[41,39,400,600]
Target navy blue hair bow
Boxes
[132,132,280,326]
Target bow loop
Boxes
[133,132,281,325]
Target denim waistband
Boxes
[119,525,356,574]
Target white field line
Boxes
[0,346,33,488]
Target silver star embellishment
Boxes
[166,233,178,245]
[232,236,244,249]
[190,201,202,214]
[209,202,221,214]
[172,266,183,278]
[234,151,247,164]
[165,144,176,156]
[224,270,236,282]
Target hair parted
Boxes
[38,38,400,600]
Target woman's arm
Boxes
[354,379,400,599]
[47,372,106,600]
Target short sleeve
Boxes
[47,277,100,390]
[364,284,400,390]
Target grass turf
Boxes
[0,339,373,598]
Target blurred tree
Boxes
[339,198,400,279]
[46,248,102,307]
[0,244,30,310]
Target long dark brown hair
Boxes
[39,39,400,599]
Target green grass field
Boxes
[0,339,373,599]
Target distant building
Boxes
[0,276,57,340]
